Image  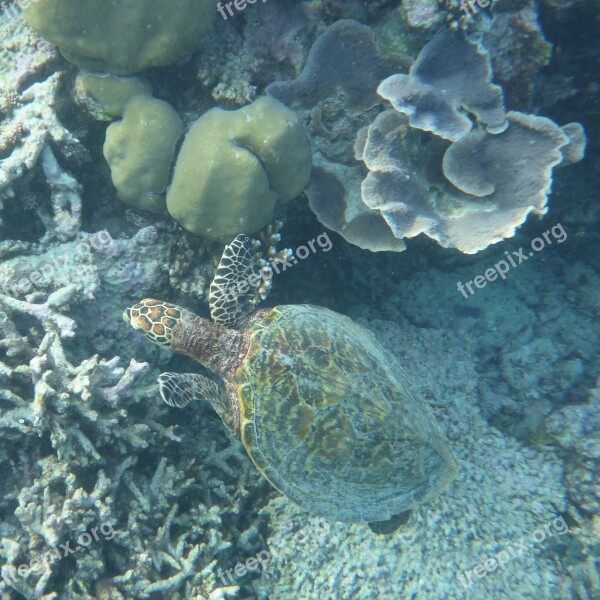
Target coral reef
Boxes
[266,19,399,113]
[267,19,410,252]
[306,161,407,252]
[166,96,311,241]
[0,1,597,598]
[22,0,219,75]
[291,22,586,254]
[0,14,86,249]
[0,223,270,598]
[354,108,585,253]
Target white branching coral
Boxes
[0,14,83,242]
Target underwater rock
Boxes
[377,29,507,141]
[166,96,311,241]
[22,0,219,75]
[400,0,445,30]
[104,95,183,213]
[483,6,553,110]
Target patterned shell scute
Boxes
[235,304,456,523]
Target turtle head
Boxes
[123,299,182,347]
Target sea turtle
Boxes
[123,235,457,532]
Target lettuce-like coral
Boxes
[290,24,586,253]
[23,0,218,75]
[355,109,584,254]
[166,96,311,241]
[378,30,507,141]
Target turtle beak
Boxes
[123,307,132,324]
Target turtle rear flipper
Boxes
[158,372,225,409]
[367,510,412,535]
[209,234,267,327]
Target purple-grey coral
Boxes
[267,19,399,112]
[306,162,407,253]
[300,21,586,254]
[266,19,409,252]
[355,109,585,254]
[377,29,507,141]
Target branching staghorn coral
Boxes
[0,215,270,598]
[0,14,85,247]
[0,274,264,599]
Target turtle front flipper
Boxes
[158,372,226,409]
[209,234,269,327]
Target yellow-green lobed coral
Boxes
[103,95,183,213]
[23,0,218,75]
[74,72,153,120]
[166,96,312,241]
